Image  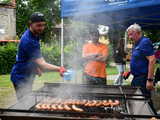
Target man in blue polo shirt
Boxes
[11,12,66,100]
[125,23,157,114]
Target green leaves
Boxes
[0,43,17,74]
[41,43,61,66]
[0,0,11,4]
[16,0,60,43]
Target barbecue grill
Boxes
[0,83,160,120]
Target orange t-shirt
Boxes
[82,42,108,78]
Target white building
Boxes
[0,0,16,40]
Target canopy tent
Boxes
[61,0,160,29]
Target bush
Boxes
[0,43,17,74]
[41,42,76,67]
[41,43,61,66]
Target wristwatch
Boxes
[147,78,154,82]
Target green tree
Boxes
[144,30,160,43]
[0,0,11,4]
[16,0,61,42]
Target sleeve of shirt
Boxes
[25,41,42,60]
[139,38,154,56]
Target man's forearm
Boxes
[35,58,60,72]
[147,57,156,79]
[40,62,60,72]
[148,61,155,79]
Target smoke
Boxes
[49,0,111,99]
[63,1,103,84]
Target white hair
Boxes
[126,23,142,32]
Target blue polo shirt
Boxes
[130,36,154,76]
[11,29,42,85]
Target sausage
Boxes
[57,104,64,111]
[41,104,49,110]
[51,104,57,110]
[102,100,110,107]
[74,100,80,105]
[95,101,103,107]
[102,100,107,106]
[112,100,120,106]
[84,100,92,107]
[72,105,84,112]
[35,103,42,110]
[64,104,72,111]
[66,99,76,105]
[89,100,97,107]
[46,104,51,110]
[108,99,113,107]
[80,100,87,105]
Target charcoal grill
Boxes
[0,83,160,120]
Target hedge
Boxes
[41,43,61,66]
[0,43,17,74]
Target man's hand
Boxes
[35,67,42,77]
[146,80,154,90]
[122,71,131,80]
[59,66,67,77]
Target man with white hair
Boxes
[125,23,157,114]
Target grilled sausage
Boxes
[41,104,49,110]
[80,100,87,105]
[95,101,103,107]
[72,105,84,112]
[35,103,42,110]
[84,100,92,107]
[66,99,75,105]
[64,104,72,111]
[112,100,120,106]
[108,99,113,107]
[46,104,51,110]
[51,104,57,110]
[89,100,97,107]
[102,100,110,107]
[57,104,64,111]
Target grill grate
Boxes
[0,83,159,120]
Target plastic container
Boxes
[63,69,74,81]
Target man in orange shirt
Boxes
[82,30,109,85]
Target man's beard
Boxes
[33,30,43,35]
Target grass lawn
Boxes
[106,66,118,75]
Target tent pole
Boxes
[61,18,64,67]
